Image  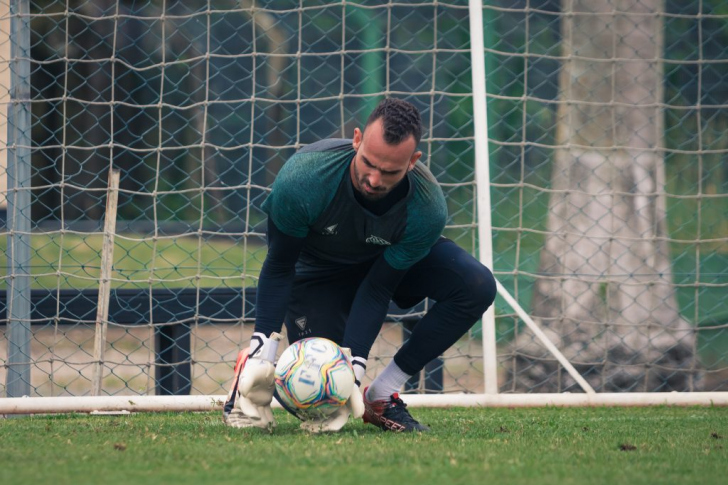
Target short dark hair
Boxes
[365,98,422,146]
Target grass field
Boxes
[0,233,265,290]
[1,407,726,485]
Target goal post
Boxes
[4,0,32,400]
[1,0,728,413]
[469,0,498,396]
[3,391,728,415]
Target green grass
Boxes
[0,233,265,290]
[1,407,727,485]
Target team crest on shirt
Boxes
[322,223,338,235]
[366,235,391,246]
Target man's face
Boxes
[350,118,422,201]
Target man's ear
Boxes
[352,127,363,151]
[408,151,422,170]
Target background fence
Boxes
[1,0,727,399]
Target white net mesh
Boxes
[1,0,484,397]
[1,0,727,399]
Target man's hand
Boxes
[300,348,365,433]
[229,332,282,431]
[238,357,276,429]
[300,383,364,433]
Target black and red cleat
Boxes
[362,387,430,432]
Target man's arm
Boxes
[223,220,303,430]
[342,256,408,360]
[254,218,306,336]
[298,256,403,433]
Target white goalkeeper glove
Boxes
[231,332,282,431]
[300,349,366,433]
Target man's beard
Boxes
[358,179,388,200]
[353,162,388,200]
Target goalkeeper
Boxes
[224,98,496,433]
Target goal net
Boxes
[1,0,727,410]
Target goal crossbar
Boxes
[2,393,727,415]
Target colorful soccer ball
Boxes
[274,337,355,419]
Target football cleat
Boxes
[362,388,430,432]
[222,348,251,428]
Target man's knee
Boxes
[457,262,496,318]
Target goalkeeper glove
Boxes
[299,349,365,433]
[228,332,282,431]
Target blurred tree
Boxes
[512,0,699,392]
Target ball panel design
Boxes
[274,337,355,418]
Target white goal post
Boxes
[2,391,728,416]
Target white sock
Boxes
[366,360,412,402]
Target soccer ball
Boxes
[274,337,355,419]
